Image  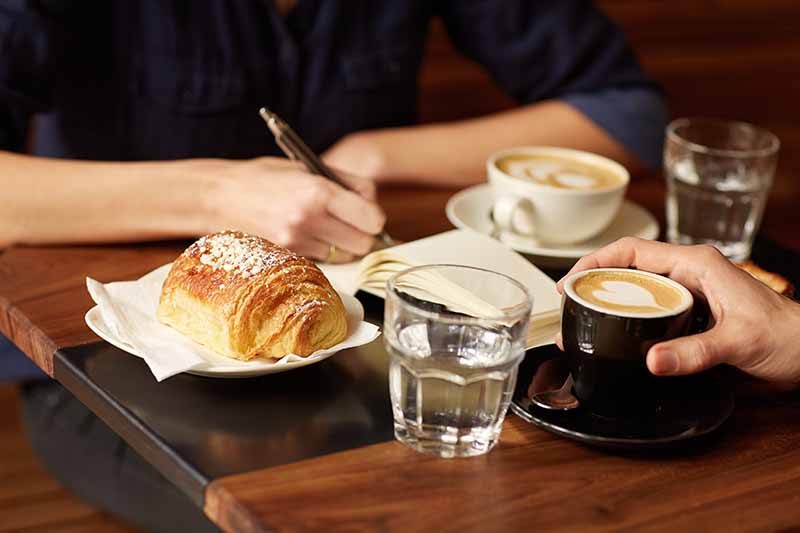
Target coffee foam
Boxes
[568,270,691,318]
[496,154,623,191]
[553,172,596,189]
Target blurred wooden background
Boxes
[2,2,798,531]
[419,0,800,250]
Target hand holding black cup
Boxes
[559,267,695,417]
[557,237,800,389]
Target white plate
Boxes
[85,290,370,378]
[446,184,659,268]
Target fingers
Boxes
[327,186,386,235]
[558,237,671,292]
[556,237,727,296]
[646,330,725,376]
[253,156,305,171]
[225,165,383,262]
[288,237,355,264]
[307,214,375,257]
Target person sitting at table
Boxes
[0,1,669,531]
[0,2,668,262]
[557,238,800,387]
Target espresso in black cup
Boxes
[561,268,694,417]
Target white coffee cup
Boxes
[488,147,629,245]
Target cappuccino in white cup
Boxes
[488,147,629,245]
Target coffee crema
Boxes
[572,271,686,315]
[496,154,624,191]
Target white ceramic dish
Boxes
[86,288,372,379]
[446,184,659,268]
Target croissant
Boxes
[157,231,348,360]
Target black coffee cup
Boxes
[561,268,697,418]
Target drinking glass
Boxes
[384,265,532,458]
[664,118,780,261]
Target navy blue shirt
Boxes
[0,1,668,380]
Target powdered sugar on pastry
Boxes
[191,231,297,279]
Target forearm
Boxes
[0,151,215,247]
[351,100,643,187]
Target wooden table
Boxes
[2,177,800,532]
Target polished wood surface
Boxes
[1,181,799,532]
[0,245,182,376]
[0,187,461,377]
[0,174,789,377]
[0,177,642,377]
[205,397,800,532]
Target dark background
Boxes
[418,0,800,250]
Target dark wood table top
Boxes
[2,177,800,532]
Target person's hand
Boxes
[322,131,389,183]
[193,157,385,263]
[555,237,800,386]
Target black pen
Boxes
[259,107,396,248]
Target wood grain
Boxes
[205,395,800,532]
[0,244,182,376]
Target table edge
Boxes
[0,293,57,376]
[54,344,210,507]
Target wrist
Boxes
[159,158,226,236]
[344,130,393,182]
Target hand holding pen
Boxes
[260,108,398,259]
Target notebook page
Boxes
[365,230,561,318]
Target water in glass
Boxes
[388,322,522,458]
[666,158,770,260]
[384,265,531,458]
[664,118,779,261]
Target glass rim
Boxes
[385,263,533,323]
[666,117,780,159]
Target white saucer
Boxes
[446,184,659,269]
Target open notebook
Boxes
[319,230,562,349]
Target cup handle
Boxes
[492,196,537,237]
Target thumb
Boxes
[646,331,724,376]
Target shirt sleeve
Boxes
[437,0,668,170]
[0,3,58,152]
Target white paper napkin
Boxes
[86,264,381,382]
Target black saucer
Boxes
[511,344,735,450]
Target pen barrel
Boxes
[280,128,343,185]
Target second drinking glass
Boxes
[664,118,780,261]
[384,265,532,458]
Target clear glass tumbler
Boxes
[384,265,532,458]
[664,118,780,261]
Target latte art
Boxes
[496,154,624,191]
[588,280,670,312]
[573,271,686,315]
